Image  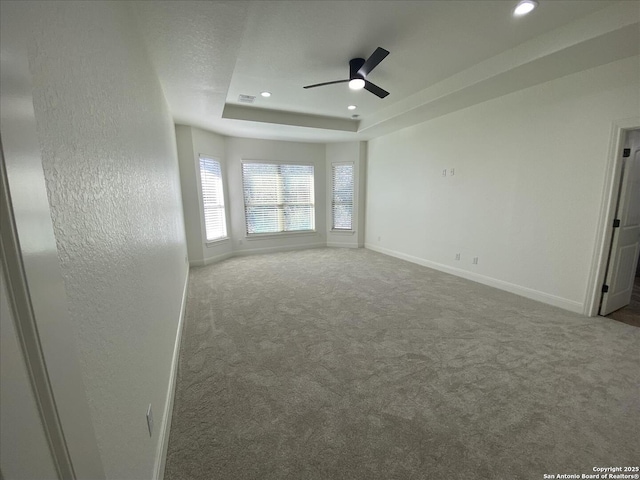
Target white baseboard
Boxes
[365,243,584,314]
[189,244,331,264]
[189,251,233,267]
[326,242,359,248]
[233,242,326,256]
[153,268,189,480]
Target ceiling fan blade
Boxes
[364,80,389,98]
[303,79,349,89]
[357,47,389,77]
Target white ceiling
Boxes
[132,0,639,143]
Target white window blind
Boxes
[199,156,227,241]
[242,163,315,235]
[332,163,354,230]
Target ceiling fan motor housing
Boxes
[349,58,366,79]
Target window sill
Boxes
[246,231,318,241]
[330,229,355,235]
[206,237,230,247]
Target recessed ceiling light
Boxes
[347,105,357,110]
[348,78,365,90]
[513,0,538,16]
[260,91,271,97]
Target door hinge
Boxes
[613,219,621,228]
[623,148,630,158]
[602,284,609,293]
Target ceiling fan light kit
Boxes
[304,47,390,98]
[514,0,538,16]
[348,78,365,90]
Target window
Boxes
[199,156,227,241]
[242,162,315,235]
[331,163,354,230]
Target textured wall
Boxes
[176,125,206,264]
[28,2,188,478]
[366,56,639,313]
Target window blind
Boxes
[332,163,354,230]
[242,163,315,234]
[199,156,227,241]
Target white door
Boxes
[600,148,640,315]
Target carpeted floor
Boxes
[165,248,639,480]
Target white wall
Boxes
[25,2,188,478]
[366,56,640,313]
[0,264,58,480]
[326,142,366,248]
[176,125,203,264]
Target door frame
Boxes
[585,117,640,317]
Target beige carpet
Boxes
[165,248,639,480]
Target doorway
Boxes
[598,128,640,324]
[586,120,640,318]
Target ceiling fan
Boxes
[303,47,390,98]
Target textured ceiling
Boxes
[132,0,639,142]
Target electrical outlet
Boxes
[455,253,460,261]
[442,169,447,177]
[450,168,455,176]
[377,236,381,242]
[472,257,478,265]
[146,404,153,437]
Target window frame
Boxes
[331,161,355,232]
[241,159,316,237]
[196,154,229,245]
